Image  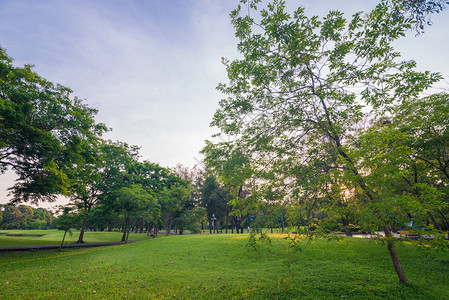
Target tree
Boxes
[397,93,449,183]
[112,184,159,242]
[17,205,34,228]
[210,0,443,283]
[0,205,24,229]
[200,175,232,233]
[201,141,254,233]
[159,186,191,235]
[53,206,82,248]
[0,47,106,204]
[398,94,449,231]
[68,140,138,243]
[173,208,207,234]
[172,164,206,207]
[29,207,53,229]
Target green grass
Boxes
[0,233,448,299]
[0,229,150,246]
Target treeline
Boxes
[0,204,53,229]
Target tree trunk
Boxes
[426,211,440,230]
[165,215,171,235]
[225,214,229,234]
[342,217,353,236]
[121,228,127,242]
[281,214,285,233]
[121,218,128,242]
[60,230,68,249]
[437,209,449,230]
[336,142,410,282]
[139,219,144,233]
[383,226,409,284]
[77,217,88,243]
[125,230,130,244]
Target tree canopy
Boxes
[206,0,448,283]
[0,46,106,203]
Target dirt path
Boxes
[0,241,138,252]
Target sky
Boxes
[0,0,448,208]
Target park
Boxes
[1,230,448,299]
[1,0,449,298]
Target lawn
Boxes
[0,229,150,246]
[0,233,448,299]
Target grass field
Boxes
[0,233,448,299]
[0,229,150,246]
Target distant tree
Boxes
[17,205,34,228]
[112,184,159,242]
[172,164,206,206]
[0,205,24,229]
[174,208,207,234]
[201,141,254,233]
[159,186,191,235]
[125,160,182,233]
[200,176,233,233]
[53,206,82,248]
[86,205,118,231]
[69,141,138,243]
[30,207,53,229]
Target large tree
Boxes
[210,0,443,283]
[69,140,138,243]
[0,47,106,204]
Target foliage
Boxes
[0,204,53,229]
[208,0,447,283]
[158,185,192,235]
[388,0,449,32]
[112,184,159,241]
[173,208,207,234]
[0,47,106,203]
[52,206,84,247]
[172,164,206,206]
[67,140,140,243]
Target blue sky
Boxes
[0,0,448,207]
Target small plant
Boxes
[246,230,271,255]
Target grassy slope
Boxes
[0,234,448,299]
[0,229,150,246]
